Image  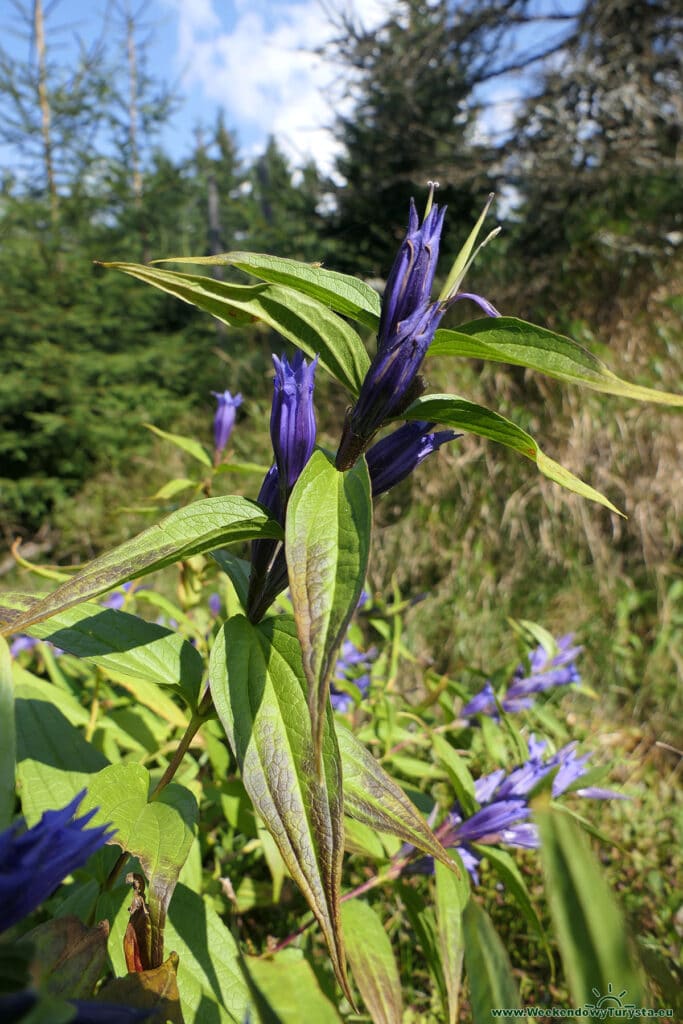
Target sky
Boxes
[0,0,390,175]
[0,0,577,180]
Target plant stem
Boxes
[149,709,205,801]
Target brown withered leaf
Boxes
[98,951,184,1024]
[124,871,152,973]
[26,915,109,998]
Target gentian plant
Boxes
[1,186,681,1022]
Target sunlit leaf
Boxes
[101,262,371,395]
[430,317,683,406]
[156,250,381,329]
[463,900,525,1023]
[210,614,351,1001]
[1,594,202,708]
[81,764,198,969]
[286,450,372,768]
[405,394,623,515]
[337,724,456,871]
[0,496,281,636]
[435,855,470,1024]
[341,900,403,1024]
[535,802,643,1009]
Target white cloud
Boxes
[169,0,388,172]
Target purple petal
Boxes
[0,792,115,932]
[366,421,459,496]
[211,390,242,454]
[449,292,500,317]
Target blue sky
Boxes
[0,0,578,178]
[0,0,389,174]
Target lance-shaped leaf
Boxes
[430,318,683,406]
[341,900,403,1024]
[535,802,643,1009]
[101,262,370,395]
[0,636,14,829]
[80,763,198,969]
[435,856,470,1024]
[404,394,623,515]
[463,900,525,1023]
[210,614,351,1002]
[155,251,382,331]
[0,495,281,636]
[1,594,203,708]
[471,844,549,958]
[144,422,212,467]
[337,724,456,872]
[286,451,372,769]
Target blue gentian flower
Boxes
[336,189,498,470]
[270,352,318,496]
[211,390,242,457]
[246,354,318,623]
[208,592,222,617]
[462,635,582,720]
[101,581,135,611]
[406,734,623,883]
[330,639,376,712]
[0,991,151,1023]
[0,792,115,933]
[9,635,39,657]
[366,421,460,496]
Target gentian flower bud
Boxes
[247,353,318,623]
[270,352,318,496]
[366,421,460,496]
[0,792,115,933]
[337,187,499,471]
[211,390,242,458]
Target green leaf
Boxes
[535,803,643,1011]
[337,724,456,872]
[0,636,14,829]
[102,263,371,395]
[1,594,203,708]
[144,422,213,466]
[210,614,351,1002]
[156,250,382,330]
[432,734,477,817]
[247,949,343,1023]
[435,856,470,1024]
[15,688,108,825]
[211,550,251,609]
[472,845,548,956]
[405,394,623,516]
[463,900,525,1023]
[81,764,198,968]
[341,900,403,1024]
[286,450,372,768]
[0,495,281,635]
[430,318,683,406]
[152,478,198,501]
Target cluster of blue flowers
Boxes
[225,187,499,624]
[410,735,623,883]
[461,634,583,720]
[329,639,376,713]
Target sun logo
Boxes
[584,983,637,1016]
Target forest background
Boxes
[0,0,681,988]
